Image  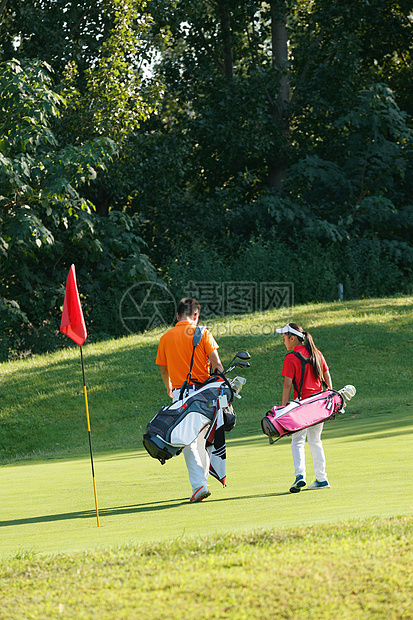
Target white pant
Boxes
[291,422,327,482]
[172,386,210,492]
[172,384,197,401]
[183,426,210,492]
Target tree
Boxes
[134,0,412,293]
[1,0,412,338]
[0,58,155,358]
[0,0,116,76]
[1,0,161,216]
[57,1,160,215]
[268,0,289,189]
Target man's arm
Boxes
[208,349,224,373]
[160,365,173,398]
[282,376,293,406]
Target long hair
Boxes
[287,322,324,380]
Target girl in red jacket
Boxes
[276,323,333,493]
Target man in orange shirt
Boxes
[156,298,224,502]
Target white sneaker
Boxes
[307,480,331,490]
[190,486,211,503]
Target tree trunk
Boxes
[217,1,233,80]
[268,0,290,190]
[0,0,8,17]
[95,183,110,216]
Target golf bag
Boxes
[261,385,356,444]
[143,374,235,465]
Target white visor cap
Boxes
[276,324,305,339]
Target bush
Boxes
[0,298,29,361]
[163,236,412,309]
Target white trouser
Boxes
[172,384,197,401]
[172,386,210,492]
[183,426,210,492]
[291,422,327,482]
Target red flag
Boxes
[60,264,87,346]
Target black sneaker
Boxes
[289,475,306,493]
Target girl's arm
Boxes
[323,370,332,390]
[282,376,293,406]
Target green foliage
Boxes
[58,1,158,146]
[76,210,157,338]
[0,0,117,76]
[0,58,156,360]
[0,298,28,360]
[280,83,413,265]
[167,234,412,307]
[134,1,413,284]
[0,57,116,241]
[1,1,413,357]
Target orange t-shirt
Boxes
[156,321,219,388]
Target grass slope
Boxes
[0,296,412,617]
[1,296,412,461]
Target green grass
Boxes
[1,516,412,620]
[0,516,413,620]
[0,296,413,618]
[0,411,412,556]
[1,296,412,461]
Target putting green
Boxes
[1,406,412,560]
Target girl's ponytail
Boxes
[303,331,324,380]
[288,323,323,380]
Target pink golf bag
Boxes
[261,386,355,444]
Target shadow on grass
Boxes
[0,491,291,528]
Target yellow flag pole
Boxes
[80,346,100,527]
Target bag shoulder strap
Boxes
[192,325,206,347]
[179,326,207,399]
[285,351,310,399]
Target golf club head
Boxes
[338,385,356,401]
[224,351,251,374]
[235,360,250,369]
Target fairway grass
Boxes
[1,404,412,559]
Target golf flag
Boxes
[60,264,87,346]
[60,265,99,527]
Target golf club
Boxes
[223,358,251,374]
[225,350,251,371]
